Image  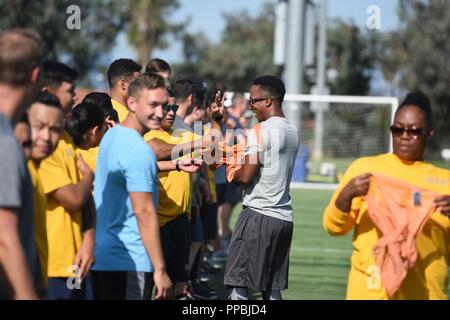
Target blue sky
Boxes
[111,0,399,63]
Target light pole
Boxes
[283,0,306,131]
[311,0,329,160]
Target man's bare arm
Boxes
[148,138,207,161]
[232,153,261,186]
[129,192,172,299]
[0,208,37,299]
[157,158,203,173]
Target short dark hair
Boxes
[0,29,44,86]
[128,73,166,100]
[107,58,142,88]
[172,79,196,103]
[17,113,29,126]
[252,75,286,103]
[397,90,433,127]
[42,60,78,88]
[34,91,63,110]
[83,92,119,123]
[145,58,171,74]
[66,102,104,146]
[185,76,208,108]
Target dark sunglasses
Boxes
[248,97,267,105]
[390,125,426,139]
[163,104,179,113]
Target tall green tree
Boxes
[174,2,279,91]
[327,19,376,95]
[125,0,184,65]
[0,0,126,82]
[379,0,450,153]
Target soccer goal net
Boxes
[228,92,398,189]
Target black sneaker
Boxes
[191,282,218,300]
[198,280,217,294]
[198,270,211,282]
[175,292,197,300]
[203,259,222,273]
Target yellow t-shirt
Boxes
[27,160,48,284]
[38,131,83,278]
[323,153,450,300]
[76,146,98,172]
[111,98,128,123]
[145,129,192,226]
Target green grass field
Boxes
[210,188,450,300]
[282,189,352,299]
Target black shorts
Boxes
[223,207,293,291]
[190,207,204,243]
[216,182,242,205]
[160,214,190,283]
[200,202,218,240]
[92,271,154,300]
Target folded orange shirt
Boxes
[208,124,263,182]
[365,172,439,297]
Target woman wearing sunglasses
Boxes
[323,91,450,300]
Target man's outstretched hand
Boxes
[178,158,203,173]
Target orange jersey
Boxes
[366,172,439,297]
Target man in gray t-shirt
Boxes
[0,114,36,298]
[211,75,299,301]
[0,28,43,300]
[242,116,299,222]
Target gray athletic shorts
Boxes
[223,207,293,291]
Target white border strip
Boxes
[290,182,339,190]
[283,93,397,105]
[238,92,398,105]
[291,246,352,255]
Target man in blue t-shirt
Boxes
[92,73,172,300]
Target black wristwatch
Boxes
[175,160,181,171]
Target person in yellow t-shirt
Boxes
[39,61,95,300]
[26,93,65,294]
[323,91,450,300]
[144,80,213,162]
[107,59,142,123]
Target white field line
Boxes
[290,182,339,190]
[291,246,352,255]
[292,205,326,211]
